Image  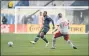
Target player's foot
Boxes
[73,46,77,49]
[46,42,49,47]
[30,41,35,44]
[51,47,55,49]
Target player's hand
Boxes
[52,32,54,34]
[52,26,55,29]
[52,32,53,34]
[52,31,55,34]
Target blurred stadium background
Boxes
[1,0,89,55]
[1,0,89,33]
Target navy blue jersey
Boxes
[43,16,54,28]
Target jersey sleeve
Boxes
[49,17,54,27]
[48,17,52,21]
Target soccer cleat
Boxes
[46,42,49,47]
[73,46,77,49]
[30,41,35,44]
[51,47,55,49]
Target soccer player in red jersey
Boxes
[51,13,77,49]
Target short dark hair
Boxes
[44,11,47,14]
[58,13,62,16]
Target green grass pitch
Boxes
[1,33,88,56]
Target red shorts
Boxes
[54,31,69,41]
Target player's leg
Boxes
[40,32,48,43]
[51,31,62,49]
[33,26,44,43]
[30,34,40,44]
[63,34,77,49]
[40,31,49,47]
[30,28,43,44]
[40,27,49,46]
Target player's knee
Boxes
[40,34,44,38]
[40,33,44,38]
[40,32,44,36]
[64,34,69,41]
[64,37,69,41]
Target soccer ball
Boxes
[8,41,13,47]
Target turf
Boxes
[1,33,88,56]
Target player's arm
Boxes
[52,25,59,34]
[68,22,70,29]
[52,20,60,33]
[50,18,55,29]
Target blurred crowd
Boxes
[1,0,89,25]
